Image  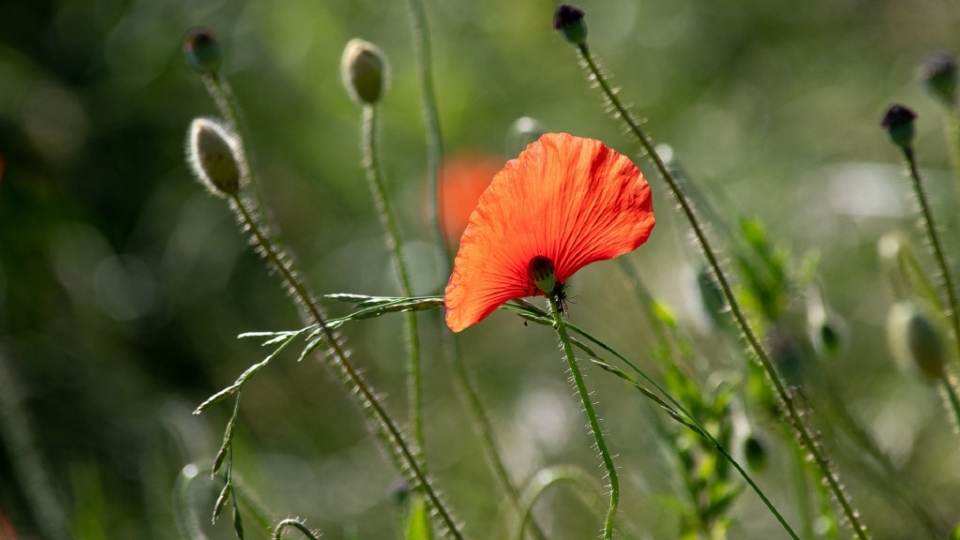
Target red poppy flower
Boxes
[436,153,503,246]
[444,133,655,332]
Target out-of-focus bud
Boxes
[553,4,587,45]
[186,118,244,198]
[182,26,222,75]
[919,52,958,106]
[506,117,548,156]
[696,267,728,329]
[806,290,847,357]
[341,39,389,106]
[743,435,767,472]
[390,479,411,510]
[880,104,917,152]
[887,302,946,381]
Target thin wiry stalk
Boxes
[272,519,321,540]
[573,42,869,539]
[360,105,426,468]
[402,0,546,537]
[942,375,960,434]
[227,195,465,540]
[548,294,619,540]
[902,148,960,371]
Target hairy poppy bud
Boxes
[880,104,917,151]
[553,4,587,45]
[182,26,222,75]
[887,302,946,381]
[528,256,556,294]
[186,118,243,197]
[919,53,958,106]
[341,39,389,106]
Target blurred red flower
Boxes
[444,133,655,332]
[437,153,503,247]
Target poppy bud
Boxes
[919,53,958,106]
[887,302,946,381]
[186,118,243,198]
[528,256,556,294]
[553,4,587,45]
[743,435,767,472]
[880,104,917,151]
[182,26,222,75]
[341,39,389,106]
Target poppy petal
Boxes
[444,133,655,332]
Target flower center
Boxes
[527,256,557,294]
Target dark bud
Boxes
[743,435,767,472]
[919,53,958,106]
[182,26,222,75]
[880,104,917,151]
[553,4,587,45]
[390,479,411,509]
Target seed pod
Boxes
[341,39,389,106]
[887,302,946,381]
[553,4,588,45]
[182,26,222,75]
[880,104,917,152]
[186,118,244,197]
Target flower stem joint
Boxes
[880,104,917,152]
[553,4,587,45]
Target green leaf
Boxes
[405,496,433,540]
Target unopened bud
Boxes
[887,302,946,380]
[186,118,244,197]
[919,53,958,106]
[743,435,767,472]
[182,26,222,75]
[341,39,388,106]
[553,5,587,45]
[527,256,556,294]
[880,104,917,151]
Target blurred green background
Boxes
[2,0,960,538]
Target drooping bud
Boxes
[919,52,958,106]
[186,118,244,197]
[341,39,389,106]
[743,435,767,472]
[887,302,946,381]
[527,256,556,294]
[553,4,587,45]
[182,26,222,75]
[880,104,917,151]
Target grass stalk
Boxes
[360,105,426,467]
[573,42,868,539]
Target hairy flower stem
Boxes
[548,294,619,540]
[902,148,960,370]
[574,42,868,539]
[402,0,546,537]
[361,105,426,468]
[228,195,464,540]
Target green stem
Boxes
[903,148,960,371]
[574,42,868,540]
[228,196,464,540]
[361,105,426,468]
[942,375,960,434]
[402,1,546,537]
[403,0,447,268]
[944,107,960,200]
[548,295,619,540]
